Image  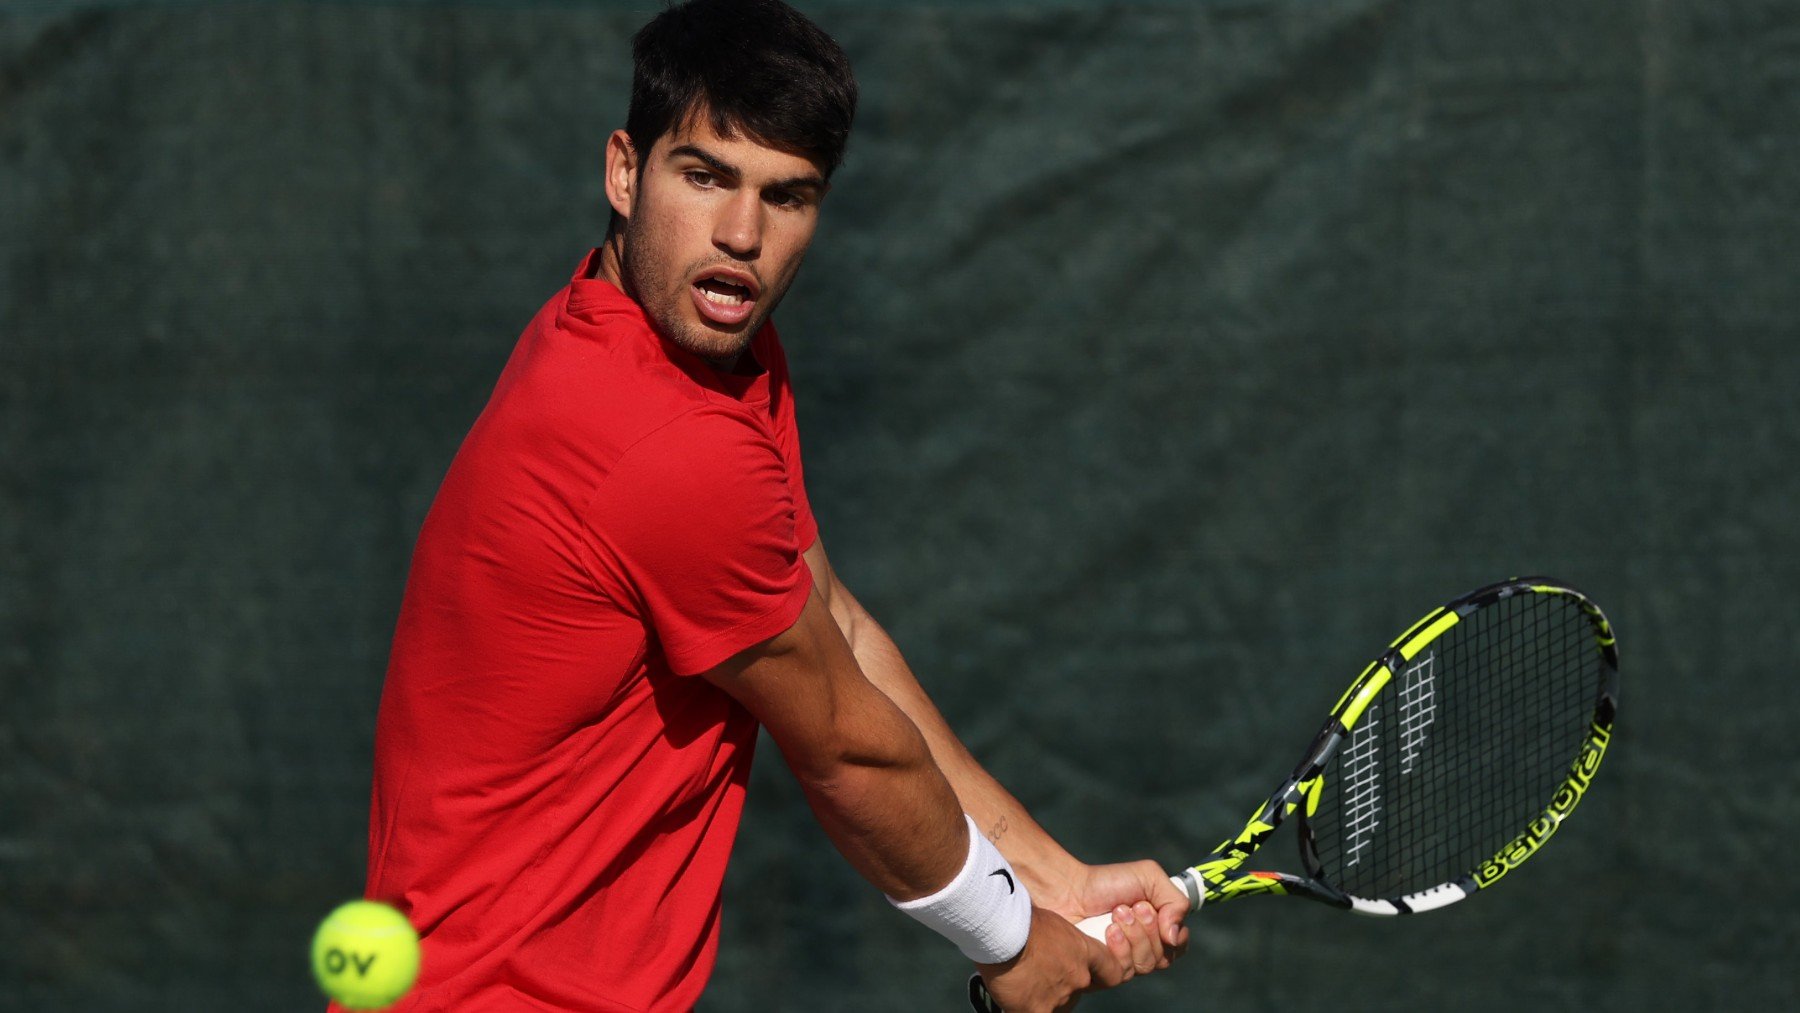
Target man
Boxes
[357,2,1189,1010]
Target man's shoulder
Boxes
[497,291,715,439]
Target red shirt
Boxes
[356,251,817,1011]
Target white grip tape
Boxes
[1072,873,1201,941]
[889,814,1032,964]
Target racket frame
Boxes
[969,578,1618,1012]
[1178,577,1619,915]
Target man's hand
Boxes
[975,906,1126,1013]
[1038,861,1191,977]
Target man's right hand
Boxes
[974,906,1128,1013]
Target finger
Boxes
[1103,923,1134,981]
[1101,907,1130,960]
[1104,904,1157,978]
[1130,901,1165,970]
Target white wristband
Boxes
[887,814,1032,964]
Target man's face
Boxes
[604,110,829,367]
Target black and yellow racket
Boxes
[970,577,1618,1012]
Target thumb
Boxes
[1143,867,1194,948]
[1082,931,1129,988]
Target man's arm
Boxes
[802,540,1190,968]
[702,585,966,897]
[702,587,1127,1009]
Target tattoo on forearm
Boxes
[986,816,1008,843]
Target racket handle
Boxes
[1073,873,1200,941]
[1073,912,1114,941]
[970,873,1201,1012]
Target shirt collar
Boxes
[562,248,774,405]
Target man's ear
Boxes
[604,130,639,220]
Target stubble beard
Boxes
[619,217,790,368]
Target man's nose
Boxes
[713,192,763,259]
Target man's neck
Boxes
[595,233,627,286]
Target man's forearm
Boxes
[835,598,1083,899]
[703,588,970,901]
[745,595,1040,965]
[776,672,973,901]
[801,545,1192,968]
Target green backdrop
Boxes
[3,1,1794,1009]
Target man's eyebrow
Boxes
[769,172,829,195]
[667,143,827,194]
[668,144,740,178]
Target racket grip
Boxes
[1073,912,1114,941]
[1073,873,1198,941]
[968,873,1200,1013]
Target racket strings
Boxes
[1310,591,1603,900]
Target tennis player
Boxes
[354,2,1189,1010]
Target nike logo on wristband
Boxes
[988,868,1015,893]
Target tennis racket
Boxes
[969,577,1618,1012]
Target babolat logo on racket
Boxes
[1474,722,1611,888]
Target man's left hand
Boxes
[1043,861,1191,979]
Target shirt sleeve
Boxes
[581,405,814,676]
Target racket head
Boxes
[1295,577,1619,914]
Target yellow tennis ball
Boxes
[310,900,421,1011]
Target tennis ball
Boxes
[311,900,421,1011]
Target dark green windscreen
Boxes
[4,2,1795,1009]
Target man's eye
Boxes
[768,190,803,208]
[685,170,718,188]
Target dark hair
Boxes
[625,0,858,177]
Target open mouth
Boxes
[690,270,760,327]
[696,277,751,306]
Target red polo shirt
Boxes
[355,251,817,1011]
